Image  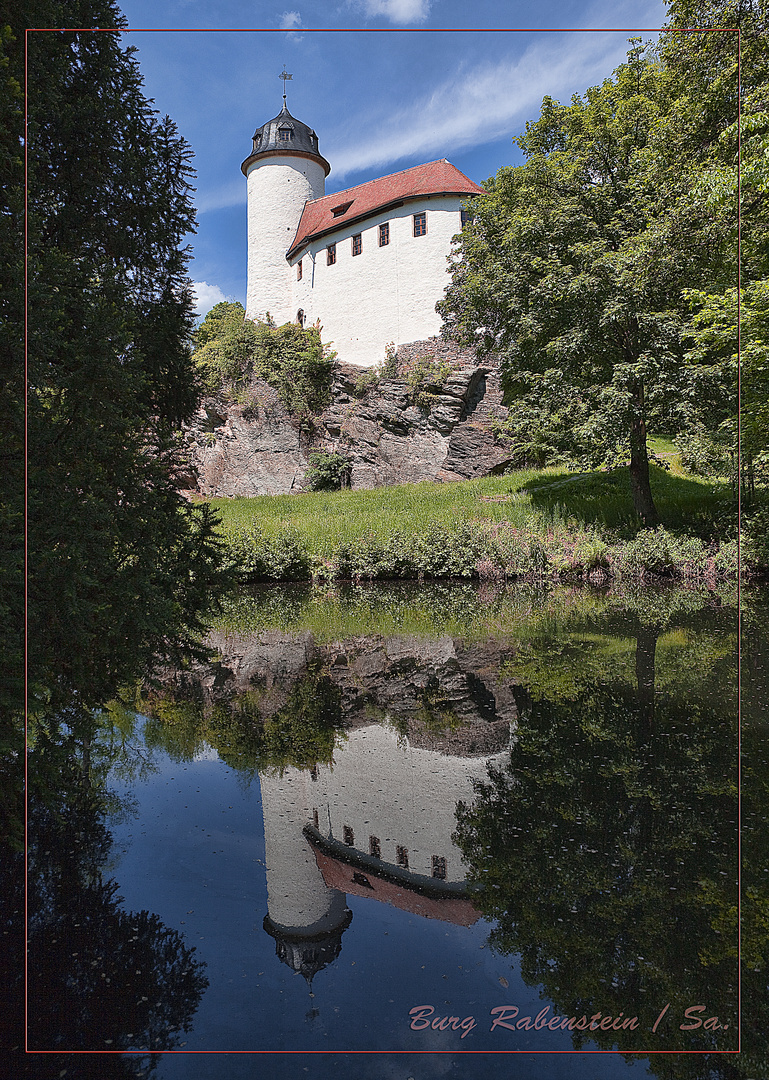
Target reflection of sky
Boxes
[108,729,651,1074]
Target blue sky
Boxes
[113,0,669,315]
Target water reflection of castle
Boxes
[260,721,512,983]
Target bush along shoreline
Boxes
[220,518,744,586]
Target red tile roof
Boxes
[287,159,483,259]
[314,848,481,926]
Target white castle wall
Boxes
[289,195,465,367]
[245,155,326,325]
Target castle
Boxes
[241,96,483,367]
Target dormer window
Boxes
[253,133,262,151]
[278,127,293,142]
[332,201,353,218]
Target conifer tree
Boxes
[10,0,226,712]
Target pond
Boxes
[27,582,764,1079]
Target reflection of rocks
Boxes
[200,630,517,754]
[180,340,512,497]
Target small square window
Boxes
[396,845,409,868]
[327,243,336,265]
[413,212,427,237]
[343,825,354,846]
[379,222,389,247]
[296,260,302,281]
[432,855,447,880]
[352,233,362,257]
[369,836,381,859]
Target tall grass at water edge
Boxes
[205,466,746,583]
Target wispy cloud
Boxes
[196,180,245,214]
[326,31,649,180]
[279,10,303,39]
[192,281,230,316]
[353,0,432,24]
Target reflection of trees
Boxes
[455,614,740,1061]
[140,665,346,775]
[25,711,208,1075]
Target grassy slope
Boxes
[210,465,735,553]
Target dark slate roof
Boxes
[240,104,331,177]
[286,159,483,259]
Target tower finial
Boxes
[279,66,292,107]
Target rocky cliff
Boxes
[179,338,512,497]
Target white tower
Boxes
[241,93,330,326]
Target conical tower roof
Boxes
[241,104,331,176]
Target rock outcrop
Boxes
[180,338,511,497]
[159,628,519,758]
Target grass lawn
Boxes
[208,462,735,554]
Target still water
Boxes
[28,582,759,1079]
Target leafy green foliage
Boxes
[304,451,352,491]
[439,39,739,525]
[192,301,335,420]
[403,355,451,410]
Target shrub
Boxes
[193,303,335,419]
[221,524,310,582]
[403,356,451,410]
[615,527,708,578]
[743,506,769,574]
[304,451,352,492]
[352,342,400,398]
[677,424,737,483]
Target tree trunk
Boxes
[629,380,659,526]
[635,627,658,743]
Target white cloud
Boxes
[355,0,431,24]
[279,10,302,29]
[326,30,646,180]
[279,10,303,39]
[192,281,230,317]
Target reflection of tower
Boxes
[302,724,510,918]
[259,769,351,986]
[258,721,511,982]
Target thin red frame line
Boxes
[25,1049,743,1056]
[23,23,743,1060]
[24,23,30,1062]
[736,22,742,1059]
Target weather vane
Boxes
[280,67,292,106]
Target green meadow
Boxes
[210,464,733,549]
[206,464,745,584]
